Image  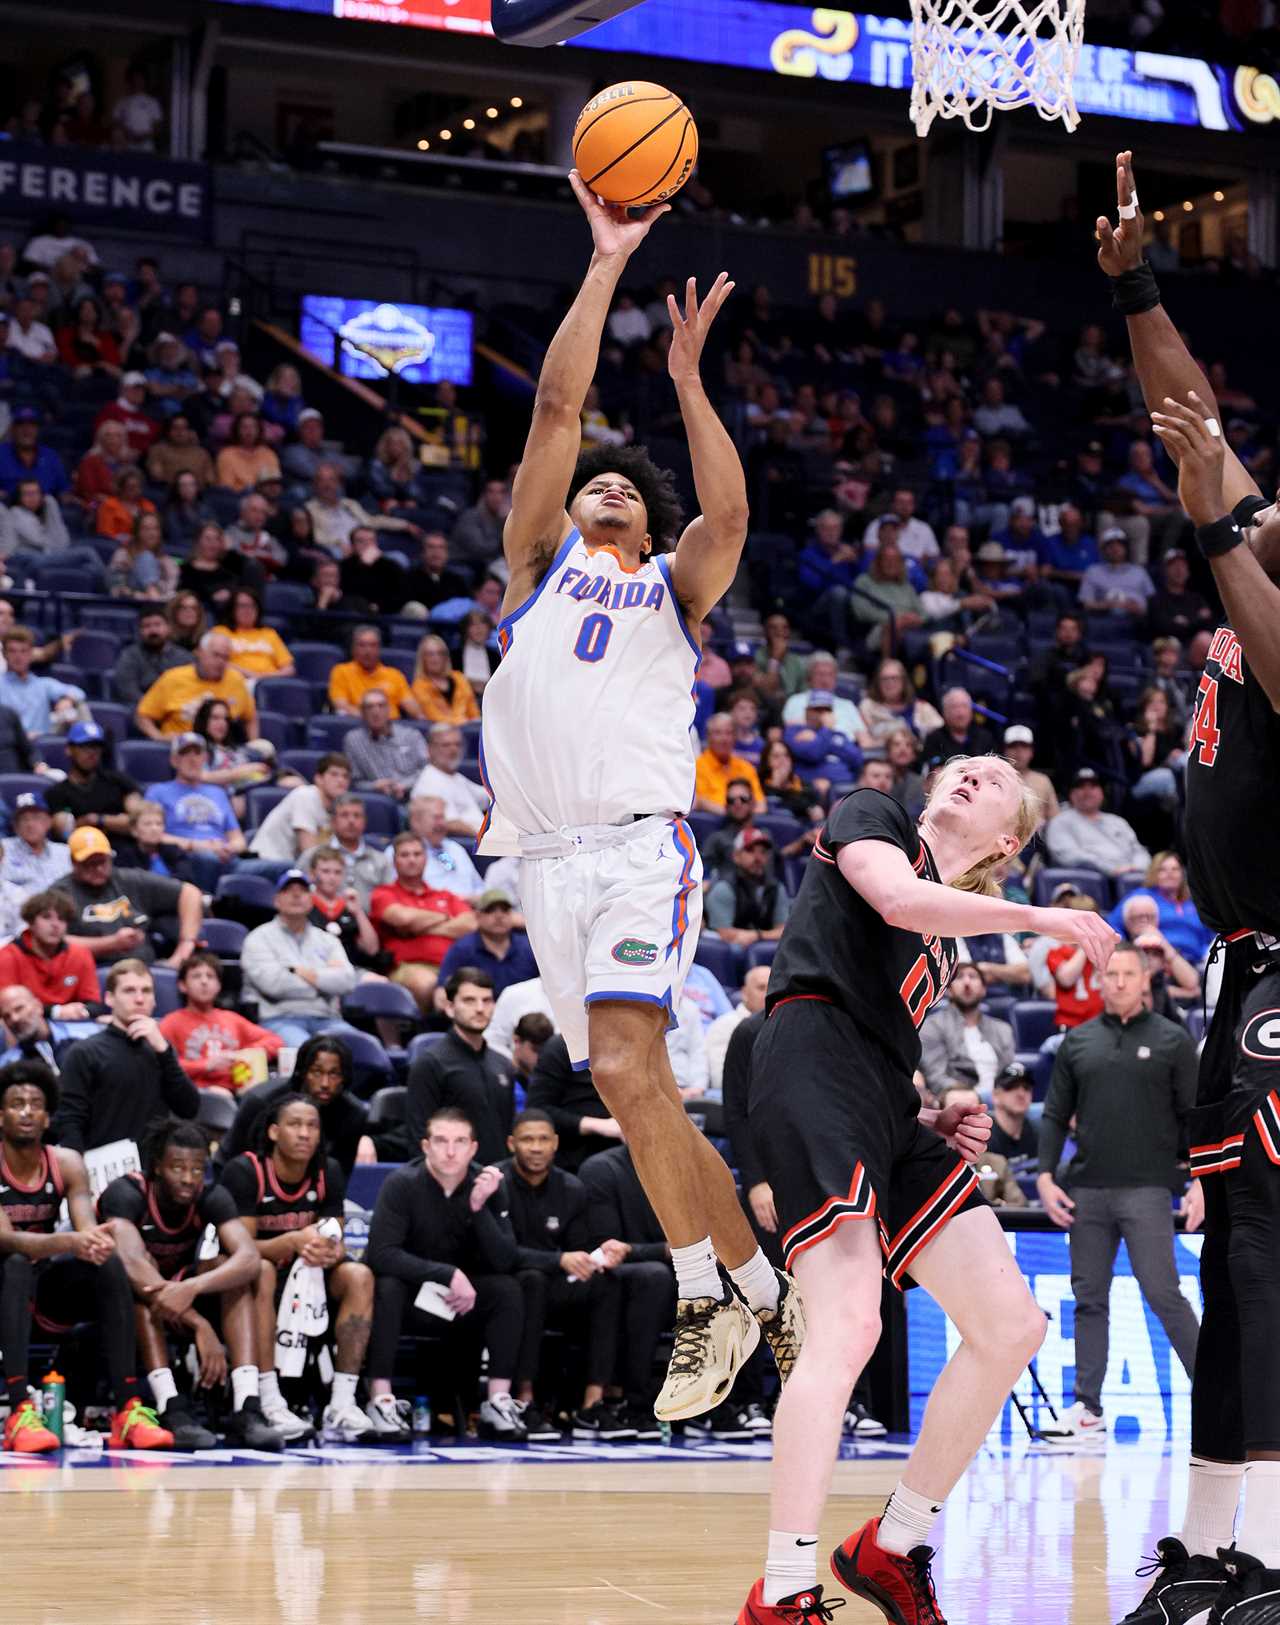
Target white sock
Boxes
[230,1366,259,1412]
[331,1371,359,1410]
[729,1247,780,1315]
[671,1237,721,1301]
[763,1528,819,1607]
[147,1367,178,1410]
[1181,1455,1245,1559]
[1238,1461,1280,1567]
[258,1370,281,1409]
[878,1482,943,1557]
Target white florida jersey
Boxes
[477,529,701,855]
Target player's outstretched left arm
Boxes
[667,275,750,622]
[1151,393,1280,710]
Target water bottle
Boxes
[41,1371,65,1443]
[412,1395,432,1437]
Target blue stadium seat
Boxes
[694,935,742,989]
[686,812,721,851]
[263,582,313,616]
[291,642,346,684]
[118,740,173,785]
[1011,1000,1058,1051]
[215,872,278,916]
[355,793,403,836]
[379,648,416,684]
[1032,867,1111,910]
[34,737,69,774]
[342,981,421,1025]
[87,702,133,742]
[0,774,49,810]
[254,711,299,750]
[246,786,290,829]
[308,716,356,751]
[200,918,248,956]
[280,750,323,781]
[256,678,313,718]
[407,1032,447,1067]
[754,812,804,850]
[66,630,122,671]
[745,940,777,972]
[366,1086,407,1133]
[150,967,180,1018]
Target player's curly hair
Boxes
[568,444,684,552]
[141,1115,209,1177]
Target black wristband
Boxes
[1110,261,1161,316]
[1233,493,1269,528]
[1195,515,1246,559]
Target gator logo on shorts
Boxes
[611,937,658,966]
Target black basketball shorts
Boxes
[748,995,985,1286]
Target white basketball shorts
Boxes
[518,814,703,1068]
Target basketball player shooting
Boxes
[476,171,803,1422]
[1099,152,1280,1625]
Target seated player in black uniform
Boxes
[0,1061,173,1453]
[1100,150,1280,1625]
[99,1117,282,1451]
[499,1108,627,1442]
[739,765,1116,1625]
[218,1092,375,1444]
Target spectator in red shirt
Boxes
[0,889,102,1018]
[73,419,136,511]
[1048,894,1106,1029]
[369,832,475,1013]
[93,372,160,459]
[158,950,283,1094]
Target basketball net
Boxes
[908,0,1086,137]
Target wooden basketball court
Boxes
[0,1437,1180,1623]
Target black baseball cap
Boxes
[995,1062,1033,1090]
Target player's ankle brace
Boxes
[1109,261,1161,315]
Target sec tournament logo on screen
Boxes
[337,303,436,376]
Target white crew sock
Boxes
[878,1482,944,1557]
[729,1247,780,1315]
[1181,1455,1245,1559]
[258,1370,281,1410]
[671,1237,721,1301]
[763,1528,819,1607]
[147,1367,178,1410]
[1238,1461,1280,1568]
[331,1371,359,1410]
[230,1366,259,1412]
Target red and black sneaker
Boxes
[737,1578,846,1622]
[830,1517,947,1625]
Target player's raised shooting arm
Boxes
[1151,395,1280,710]
[668,276,750,621]
[1099,151,1259,511]
[505,173,669,585]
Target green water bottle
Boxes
[41,1370,65,1443]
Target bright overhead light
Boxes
[1153,209,1164,222]
[1213,189,1225,202]
[510,96,524,108]
[416,139,429,151]
[486,106,499,118]
[1183,200,1194,211]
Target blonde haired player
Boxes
[477,171,802,1421]
[740,760,1116,1623]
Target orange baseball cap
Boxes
[68,827,112,862]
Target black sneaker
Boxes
[1117,1537,1228,1623]
[159,1398,217,1452]
[684,1398,752,1441]
[571,1401,637,1441]
[222,1397,284,1453]
[1208,1547,1280,1622]
[621,1399,663,1442]
[517,1403,562,1442]
[739,1401,772,1437]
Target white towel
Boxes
[274,1218,341,1376]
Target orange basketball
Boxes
[572,81,698,209]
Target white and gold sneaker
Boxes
[755,1269,806,1385]
[654,1283,760,1422]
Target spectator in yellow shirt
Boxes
[215,588,295,680]
[693,713,767,815]
[411,633,480,725]
[328,625,424,720]
[135,631,258,739]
